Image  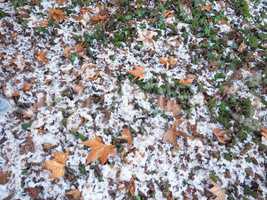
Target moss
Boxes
[234,0,251,19]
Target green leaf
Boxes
[21,122,31,130]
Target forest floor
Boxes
[0,0,266,200]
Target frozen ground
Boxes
[0,0,266,200]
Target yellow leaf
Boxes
[128,176,135,196]
[121,127,133,145]
[128,66,144,80]
[43,160,65,179]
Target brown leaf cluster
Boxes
[83,136,116,164]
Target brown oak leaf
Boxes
[43,160,65,179]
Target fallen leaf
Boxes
[0,171,10,185]
[49,8,65,23]
[66,189,81,200]
[90,14,108,24]
[163,118,187,145]
[20,136,35,154]
[36,51,48,64]
[26,187,41,199]
[37,19,48,28]
[261,127,267,139]
[238,42,247,53]
[179,74,195,85]
[209,183,226,200]
[158,96,181,116]
[43,160,65,179]
[73,83,84,95]
[128,66,144,80]
[163,10,174,18]
[52,151,69,164]
[137,30,157,48]
[22,82,32,92]
[128,176,135,196]
[56,0,66,4]
[121,127,133,145]
[201,3,212,12]
[159,56,177,69]
[213,128,231,144]
[83,137,116,164]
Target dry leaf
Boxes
[159,56,177,69]
[163,10,174,18]
[121,127,133,145]
[137,30,157,48]
[213,128,231,144]
[83,137,116,164]
[90,14,108,24]
[0,171,10,185]
[179,74,195,85]
[158,96,181,116]
[128,176,135,196]
[163,118,187,145]
[36,51,48,64]
[26,187,41,199]
[209,183,226,200]
[49,8,65,23]
[37,19,48,28]
[66,189,81,200]
[43,160,65,179]
[73,83,84,94]
[22,82,32,92]
[261,127,267,139]
[56,0,66,4]
[128,66,144,80]
[201,3,212,12]
[52,151,69,164]
[238,42,247,53]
